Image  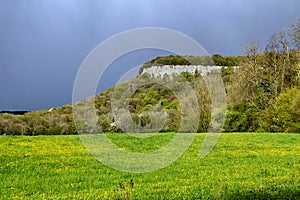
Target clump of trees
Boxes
[224,17,300,133]
[0,70,212,135]
[94,70,211,133]
[211,54,243,66]
[139,55,191,74]
[0,105,76,135]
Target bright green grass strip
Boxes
[0,133,299,199]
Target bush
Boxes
[268,87,300,133]
[224,102,265,132]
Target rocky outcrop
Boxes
[140,65,223,77]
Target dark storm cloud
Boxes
[0,0,299,110]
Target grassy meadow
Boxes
[0,133,299,199]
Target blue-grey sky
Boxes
[1,0,299,111]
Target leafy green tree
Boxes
[268,87,300,132]
[224,102,265,132]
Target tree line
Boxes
[224,17,300,132]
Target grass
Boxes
[0,133,299,199]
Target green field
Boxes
[0,133,299,199]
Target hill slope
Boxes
[0,53,299,135]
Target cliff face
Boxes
[140,65,223,77]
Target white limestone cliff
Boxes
[140,65,223,77]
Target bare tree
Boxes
[291,16,300,86]
[291,16,300,50]
[229,42,264,106]
[278,29,291,92]
[265,33,280,97]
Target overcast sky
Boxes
[1,0,299,111]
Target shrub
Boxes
[268,87,300,133]
[224,102,265,132]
